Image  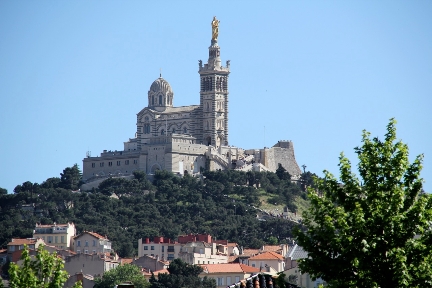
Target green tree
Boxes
[94,264,150,288]
[0,187,7,195]
[60,164,82,190]
[294,119,432,288]
[8,244,82,288]
[276,163,291,181]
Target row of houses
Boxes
[0,223,323,288]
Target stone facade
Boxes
[82,19,301,182]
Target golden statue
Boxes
[211,16,220,41]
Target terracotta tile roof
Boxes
[241,249,259,257]
[227,242,238,247]
[36,223,69,228]
[74,231,107,240]
[262,245,281,253]
[7,238,37,246]
[228,255,239,263]
[200,263,260,274]
[248,251,284,260]
[121,258,133,265]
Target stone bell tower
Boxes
[198,16,230,147]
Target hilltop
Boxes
[0,166,315,257]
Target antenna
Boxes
[160,68,162,77]
[86,151,91,158]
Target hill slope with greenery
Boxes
[0,165,314,257]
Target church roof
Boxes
[137,105,199,116]
[149,77,173,94]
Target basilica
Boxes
[82,18,301,183]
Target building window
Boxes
[167,246,175,252]
[133,159,138,164]
[77,250,81,254]
[227,277,231,285]
[162,246,164,252]
[42,236,45,242]
[55,236,58,243]
[161,129,165,135]
[77,240,81,247]
[117,161,121,166]
[48,236,53,243]
[125,160,129,165]
[251,261,256,267]
[199,248,203,254]
[217,277,224,286]
[144,246,148,251]
[85,241,88,247]
[61,236,65,243]
[183,127,187,134]
[152,96,155,105]
[159,95,162,105]
[100,162,104,167]
[235,276,240,283]
[172,128,176,134]
[92,163,95,168]
[85,250,88,254]
[167,254,175,260]
[93,240,96,246]
[144,124,150,134]
[151,246,155,250]
[108,162,112,166]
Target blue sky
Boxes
[0,1,431,193]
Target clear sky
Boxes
[0,1,431,193]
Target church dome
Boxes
[150,77,173,94]
[148,77,174,110]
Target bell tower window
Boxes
[159,95,162,105]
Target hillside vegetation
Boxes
[0,165,316,257]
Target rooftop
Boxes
[248,251,284,261]
[287,244,308,260]
[200,263,260,274]
[7,238,39,246]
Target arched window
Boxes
[159,95,162,105]
[161,129,165,135]
[152,97,155,105]
[172,128,176,134]
[206,102,209,111]
[144,124,150,134]
[145,116,149,121]
[183,127,187,134]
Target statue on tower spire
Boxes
[211,16,220,41]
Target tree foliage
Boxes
[8,244,82,288]
[0,165,306,256]
[149,258,216,288]
[94,264,149,288]
[294,119,431,288]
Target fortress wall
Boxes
[262,141,302,176]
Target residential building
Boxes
[284,244,325,288]
[199,263,260,288]
[178,241,228,265]
[7,238,45,262]
[64,253,118,278]
[138,236,182,260]
[64,272,95,288]
[72,231,112,254]
[131,255,168,273]
[248,252,285,273]
[33,222,76,249]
